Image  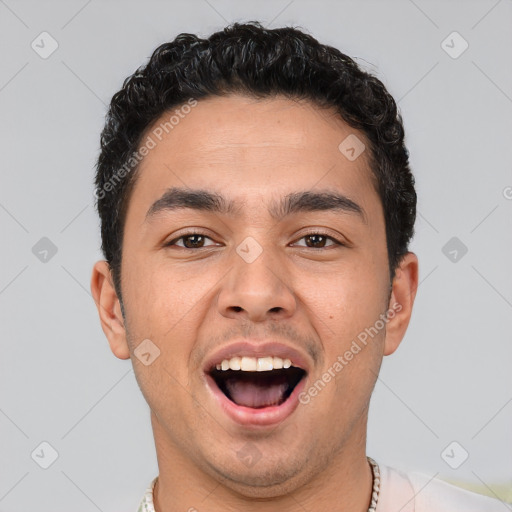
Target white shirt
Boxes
[137,463,506,511]
[377,464,506,511]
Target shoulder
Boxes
[377,464,506,512]
[408,470,506,511]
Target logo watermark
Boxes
[299,301,403,404]
[94,98,198,200]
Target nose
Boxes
[217,245,297,323]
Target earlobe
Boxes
[383,252,419,356]
[90,261,131,360]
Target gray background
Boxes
[1,0,511,510]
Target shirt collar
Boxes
[137,476,158,512]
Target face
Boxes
[92,94,418,498]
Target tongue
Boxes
[224,373,289,408]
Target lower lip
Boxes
[205,372,307,427]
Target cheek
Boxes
[307,263,384,402]
[299,257,388,392]
[300,256,385,325]
[122,258,214,374]
[125,257,213,322]
[123,260,213,405]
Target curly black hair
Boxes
[95,21,416,301]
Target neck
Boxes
[151,411,373,512]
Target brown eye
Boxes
[167,233,216,249]
[304,234,328,248]
[181,234,206,248]
[294,233,341,249]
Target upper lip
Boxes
[203,340,311,374]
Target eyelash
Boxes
[166,230,344,250]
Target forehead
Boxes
[129,94,380,222]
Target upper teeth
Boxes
[215,356,293,372]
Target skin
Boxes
[91,94,418,512]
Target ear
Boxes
[383,252,419,356]
[90,261,130,360]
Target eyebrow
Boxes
[145,187,367,224]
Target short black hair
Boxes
[95,21,416,302]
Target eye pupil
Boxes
[306,234,326,248]
[183,234,204,248]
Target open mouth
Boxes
[209,366,307,409]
